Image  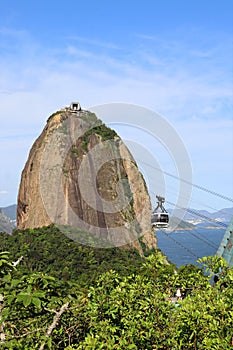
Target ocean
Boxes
[156,223,226,267]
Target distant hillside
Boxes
[167,216,195,230]
[170,207,233,223]
[211,207,233,221]
[1,204,17,220]
[0,209,14,233]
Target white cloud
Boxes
[190,50,212,58]
[66,35,120,50]
[0,26,232,208]
[0,190,8,195]
[0,37,231,132]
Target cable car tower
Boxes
[216,217,233,267]
[152,195,169,228]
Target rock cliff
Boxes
[17,106,157,252]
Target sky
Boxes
[0,0,233,212]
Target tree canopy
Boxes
[0,226,232,349]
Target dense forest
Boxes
[0,226,232,349]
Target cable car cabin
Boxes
[151,195,169,228]
[151,212,169,228]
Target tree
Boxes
[0,229,232,349]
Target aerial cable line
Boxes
[166,200,228,229]
[164,184,229,214]
[138,159,233,203]
[159,229,200,259]
[159,227,218,261]
[150,189,228,229]
[190,226,220,250]
[183,207,228,228]
[185,229,219,250]
[155,197,220,250]
[159,218,220,258]
[151,195,221,259]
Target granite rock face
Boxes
[17,107,157,252]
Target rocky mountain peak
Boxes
[17,104,157,253]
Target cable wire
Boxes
[150,189,228,229]
[166,200,228,229]
[139,159,233,203]
[185,229,219,250]
[159,229,200,259]
[152,192,225,254]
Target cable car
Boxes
[151,195,169,228]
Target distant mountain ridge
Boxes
[167,216,195,230]
[0,209,14,233]
[0,204,17,220]
[1,205,232,231]
[1,202,232,236]
[169,207,233,223]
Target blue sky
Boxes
[0,0,232,211]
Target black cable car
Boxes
[151,195,169,228]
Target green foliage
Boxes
[0,251,14,278]
[46,110,61,123]
[0,226,144,284]
[71,148,79,157]
[77,112,99,125]
[81,124,117,152]
[198,255,229,275]
[0,228,232,349]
